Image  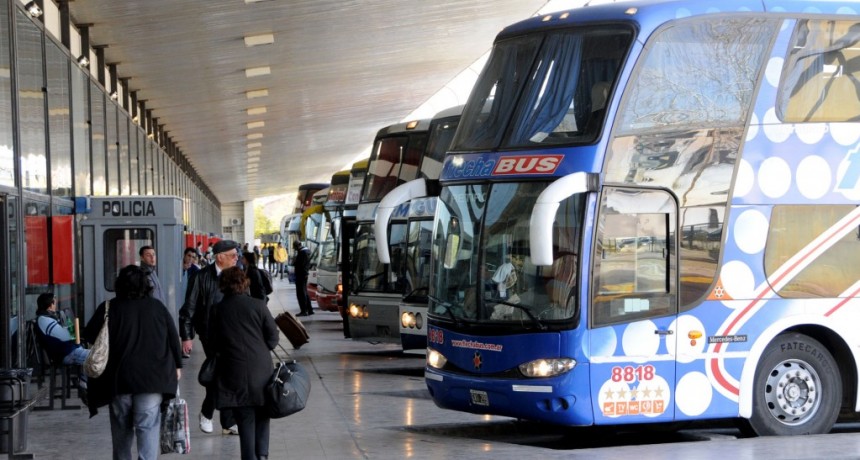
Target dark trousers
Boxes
[232,406,270,460]
[201,387,235,429]
[295,275,312,314]
[200,341,235,429]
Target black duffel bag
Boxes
[266,348,311,419]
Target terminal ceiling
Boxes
[64,0,548,204]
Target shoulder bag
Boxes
[265,345,311,418]
[83,300,110,378]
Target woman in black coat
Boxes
[83,264,183,460]
[213,267,279,460]
[242,251,268,301]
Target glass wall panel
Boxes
[0,0,14,187]
[153,143,161,194]
[16,10,47,194]
[47,40,72,197]
[129,126,139,194]
[106,103,118,195]
[119,116,129,195]
[90,82,106,195]
[71,66,90,196]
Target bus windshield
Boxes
[318,212,340,272]
[430,183,585,326]
[452,26,633,150]
[352,222,407,294]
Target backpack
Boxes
[260,269,274,295]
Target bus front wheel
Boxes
[746,332,841,436]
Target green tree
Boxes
[254,205,278,239]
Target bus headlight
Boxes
[349,303,361,318]
[401,312,415,328]
[427,348,447,369]
[518,358,576,378]
[415,313,423,330]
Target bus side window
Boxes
[592,187,677,327]
[779,20,860,123]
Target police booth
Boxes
[79,196,184,326]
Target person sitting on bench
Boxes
[35,293,89,391]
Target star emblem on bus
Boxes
[473,351,482,370]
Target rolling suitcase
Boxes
[275,311,309,349]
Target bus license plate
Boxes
[470,389,489,406]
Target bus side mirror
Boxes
[529,172,597,266]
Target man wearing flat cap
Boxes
[178,239,240,435]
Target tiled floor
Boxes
[15,277,860,459]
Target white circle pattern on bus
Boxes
[796,155,832,200]
[795,123,827,145]
[763,109,793,143]
[757,156,792,198]
[733,210,769,255]
[830,123,860,146]
[675,372,713,416]
[733,159,754,198]
[622,320,660,361]
[720,260,756,300]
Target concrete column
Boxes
[243,200,256,248]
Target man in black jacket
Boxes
[178,239,240,435]
[293,240,314,316]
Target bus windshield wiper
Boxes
[486,298,547,331]
[403,287,428,301]
[355,271,385,292]
[427,294,461,326]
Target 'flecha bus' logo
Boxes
[492,154,563,175]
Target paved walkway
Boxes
[17,277,860,459]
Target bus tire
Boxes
[746,332,841,436]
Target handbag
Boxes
[265,346,311,419]
[83,300,110,378]
[160,387,191,454]
[197,356,217,386]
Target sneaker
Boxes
[222,425,239,435]
[199,414,213,433]
[296,312,309,317]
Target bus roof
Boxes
[298,182,329,191]
[375,118,432,138]
[351,159,369,173]
[330,170,351,186]
[497,0,857,43]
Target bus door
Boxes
[589,187,678,424]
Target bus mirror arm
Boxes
[374,178,428,264]
[529,172,598,266]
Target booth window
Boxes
[103,228,154,291]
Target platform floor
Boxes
[18,276,860,459]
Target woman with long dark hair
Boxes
[83,264,183,460]
[213,267,279,460]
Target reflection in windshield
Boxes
[318,212,340,272]
[430,183,585,327]
[453,27,633,151]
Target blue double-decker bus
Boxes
[425,0,860,436]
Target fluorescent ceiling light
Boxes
[245,66,271,78]
[248,157,261,163]
[247,106,267,116]
[247,143,262,149]
[247,121,265,130]
[247,133,263,140]
[247,150,261,156]
[244,34,275,47]
[246,89,269,99]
